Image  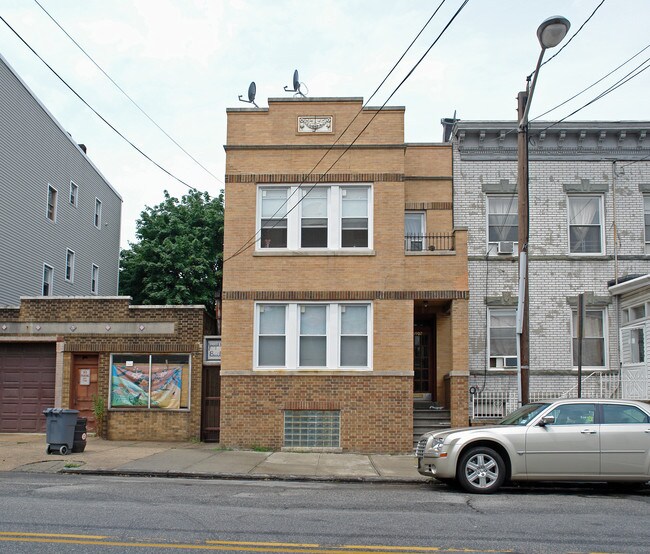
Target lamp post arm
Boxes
[519,48,546,129]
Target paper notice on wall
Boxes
[80,369,91,386]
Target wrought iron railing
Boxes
[469,373,645,420]
[404,233,455,252]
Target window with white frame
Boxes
[255,302,371,369]
[42,264,53,296]
[91,264,99,294]
[568,195,603,254]
[110,354,190,409]
[487,196,517,251]
[94,198,102,228]
[258,185,372,250]
[488,308,517,369]
[69,182,78,207]
[572,308,606,367]
[644,196,650,254]
[404,211,425,251]
[65,249,75,282]
[47,185,57,221]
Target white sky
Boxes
[1,0,649,248]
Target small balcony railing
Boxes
[404,233,455,252]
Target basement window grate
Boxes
[283,410,340,448]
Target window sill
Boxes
[252,368,373,374]
[108,408,191,412]
[405,250,455,256]
[254,249,375,257]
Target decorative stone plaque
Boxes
[298,116,333,133]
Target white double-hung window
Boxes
[258,184,372,251]
[568,195,603,254]
[572,308,606,368]
[487,196,518,252]
[255,302,371,370]
[488,308,517,369]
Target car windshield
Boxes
[498,403,550,426]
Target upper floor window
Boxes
[404,211,425,251]
[488,308,517,369]
[644,196,650,254]
[47,185,57,221]
[255,302,371,369]
[65,249,75,282]
[572,308,606,367]
[42,264,53,296]
[94,198,102,228]
[69,182,78,207]
[568,195,603,254]
[91,264,99,294]
[258,185,372,251]
[487,196,517,253]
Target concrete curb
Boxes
[59,467,428,485]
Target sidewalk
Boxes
[0,434,426,484]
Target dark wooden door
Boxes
[71,354,98,431]
[201,365,221,442]
[414,326,436,400]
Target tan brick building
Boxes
[0,297,216,440]
[221,97,469,453]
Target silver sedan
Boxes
[416,398,650,493]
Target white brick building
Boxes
[452,121,650,414]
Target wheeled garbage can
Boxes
[43,408,79,455]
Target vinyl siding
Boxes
[0,55,121,306]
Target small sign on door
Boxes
[79,368,91,386]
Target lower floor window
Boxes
[256,302,371,369]
[572,309,606,367]
[110,354,190,409]
[488,308,517,369]
[284,410,340,448]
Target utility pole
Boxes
[517,90,530,405]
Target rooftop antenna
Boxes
[284,69,306,97]
[238,81,258,108]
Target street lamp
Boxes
[516,16,570,405]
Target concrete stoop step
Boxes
[412,403,451,446]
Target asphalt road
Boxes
[0,472,648,553]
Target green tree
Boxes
[119,189,224,312]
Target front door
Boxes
[71,354,98,431]
[414,326,435,400]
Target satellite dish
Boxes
[238,81,259,108]
[284,69,306,97]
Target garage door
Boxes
[0,343,55,432]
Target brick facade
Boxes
[0,297,215,440]
[452,121,650,412]
[222,97,469,452]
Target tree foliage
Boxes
[119,189,224,312]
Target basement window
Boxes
[284,410,340,448]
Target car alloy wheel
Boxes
[458,446,505,494]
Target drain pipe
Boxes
[612,160,619,284]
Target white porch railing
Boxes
[470,373,646,420]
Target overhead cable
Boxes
[1,15,204,193]
[224,0,470,264]
[33,0,224,186]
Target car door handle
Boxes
[580,429,597,434]
[645,429,650,434]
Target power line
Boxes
[33,0,224,187]
[224,0,469,264]
[532,41,650,122]
[1,14,204,193]
[537,56,650,135]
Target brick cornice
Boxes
[225,173,403,184]
[223,290,468,301]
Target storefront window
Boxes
[110,354,190,409]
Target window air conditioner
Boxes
[497,241,515,255]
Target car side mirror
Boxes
[539,415,555,427]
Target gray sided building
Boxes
[0,54,122,306]
[452,121,650,416]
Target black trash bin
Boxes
[43,408,79,455]
[72,417,87,453]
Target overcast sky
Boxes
[1,0,649,248]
